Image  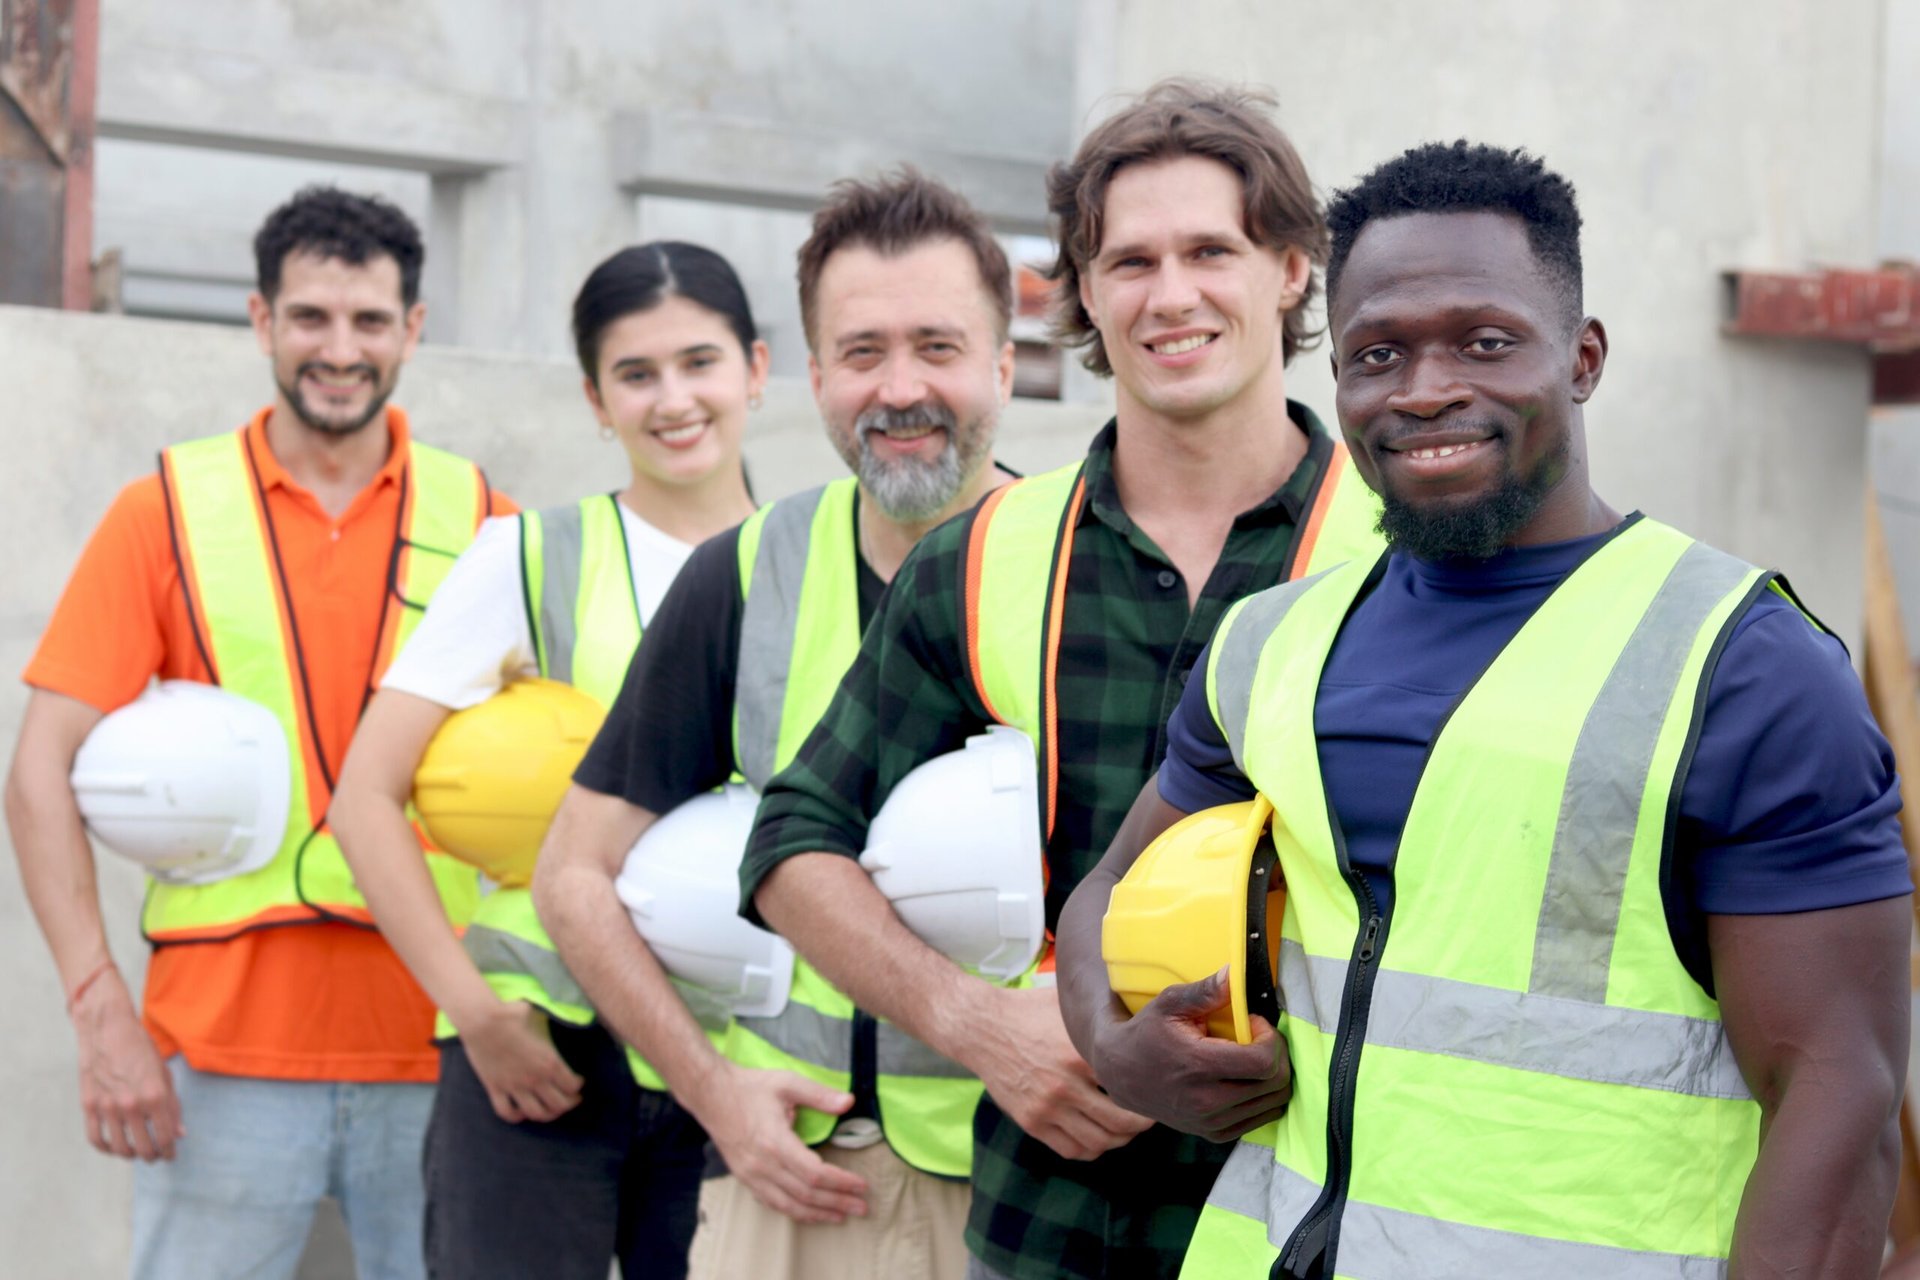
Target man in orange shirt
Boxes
[4,187,511,1280]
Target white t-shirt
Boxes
[381,501,696,711]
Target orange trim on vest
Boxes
[1284,441,1349,580]
[965,483,1016,725]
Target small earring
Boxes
[749,392,764,410]
[599,424,615,441]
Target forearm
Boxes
[330,786,496,1025]
[1058,783,1183,1061]
[1056,860,1126,1062]
[754,853,990,1065]
[1730,1068,1902,1278]
[6,734,114,989]
[533,804,727,1110]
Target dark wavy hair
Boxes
[253,186,425,306]
[571,242,758,380]
[1045,79,1326,374]
[1326,141,1584,330]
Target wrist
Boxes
[443,989,509,1037]
[64,956,119,1016]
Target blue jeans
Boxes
[130,1058,433,1280]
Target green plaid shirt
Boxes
[742,405,1336,1279]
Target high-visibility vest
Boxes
[958,437,1381,885]
[1181,516,1785,1279]
[142,427,488,942]
[721,477,980,1179]
[447,495,688,1086]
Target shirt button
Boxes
[1179,667,1192,686]
[1156,569,1178,589]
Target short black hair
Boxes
[254,185,426,307]
[1326,142,1583,328]
[571,242,759,380]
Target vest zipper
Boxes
[1277,859,1388,1279]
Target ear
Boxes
[247,292,274,357]
[747,339,772,402]
[582,374,611,428]
[1276,245,1313,313]
[1570,317,1608,404]
[995,338,1016,405]
[400,301,427,360]
[808,351,825,406]
[1077,266,1097,330]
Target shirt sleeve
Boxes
[1156,637,1259,814]
[1679,591,1911,921]
[572,526,745,813]
[738,519,989,927]
[22,476,187,712]
[379,515,536,711]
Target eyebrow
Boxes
[1096,229,1244,266]
[609,342,725,371]
[834,324,966,349]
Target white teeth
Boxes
[655,422,706,444]
[1409,442,1481,460]
[1152,334,1214,356]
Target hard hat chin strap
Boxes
[1245,833,1283,1027]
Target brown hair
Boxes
[1046,79,1328,374]
[796,167,1012,351]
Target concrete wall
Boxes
[0,303,1111,1278]
[1871,0,1920,655]
[92,0,1078,376]
[1098,0,1884,647]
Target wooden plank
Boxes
[1862,487,1920,1263]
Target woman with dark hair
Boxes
[330,242,766,1280]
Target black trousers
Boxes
[422,1019,706,1280]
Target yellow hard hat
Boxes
[1101,795,1285,1045]
[412,678,607,886]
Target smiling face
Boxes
[1078,155,1309,428]
[1331,210,1606,559]
[808,237,1012,522]
[250,250,423,436]
[586,293,768,488]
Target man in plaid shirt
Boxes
[743,80,1340,1278]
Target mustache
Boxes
[1373,419,1505,450]
[296,361,379,382]
[856,401,957,437]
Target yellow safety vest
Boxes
[958,435,1382,883]
[143,427,486,942]
[1182,517,1783,1279]
[721,477,980,1179]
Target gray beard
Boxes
[847,401,991,523]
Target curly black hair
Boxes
[253,185,425,306]
[1326,142,1582,330]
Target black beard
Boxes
[277,363,392,437]
[1375,435,1567,562]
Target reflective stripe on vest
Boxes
[1181,518,1770,1279]
[732,478,862,791]
[142,428,485,943]
[723,477,978,1177]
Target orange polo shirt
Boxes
[25,407,516,1082]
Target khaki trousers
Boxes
[686,1139,970,1280]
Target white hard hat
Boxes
[860,725,1045,981]
[615,784,794,1019]
[70,681,291,886]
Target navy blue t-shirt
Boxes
[1158,521,1911,991]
